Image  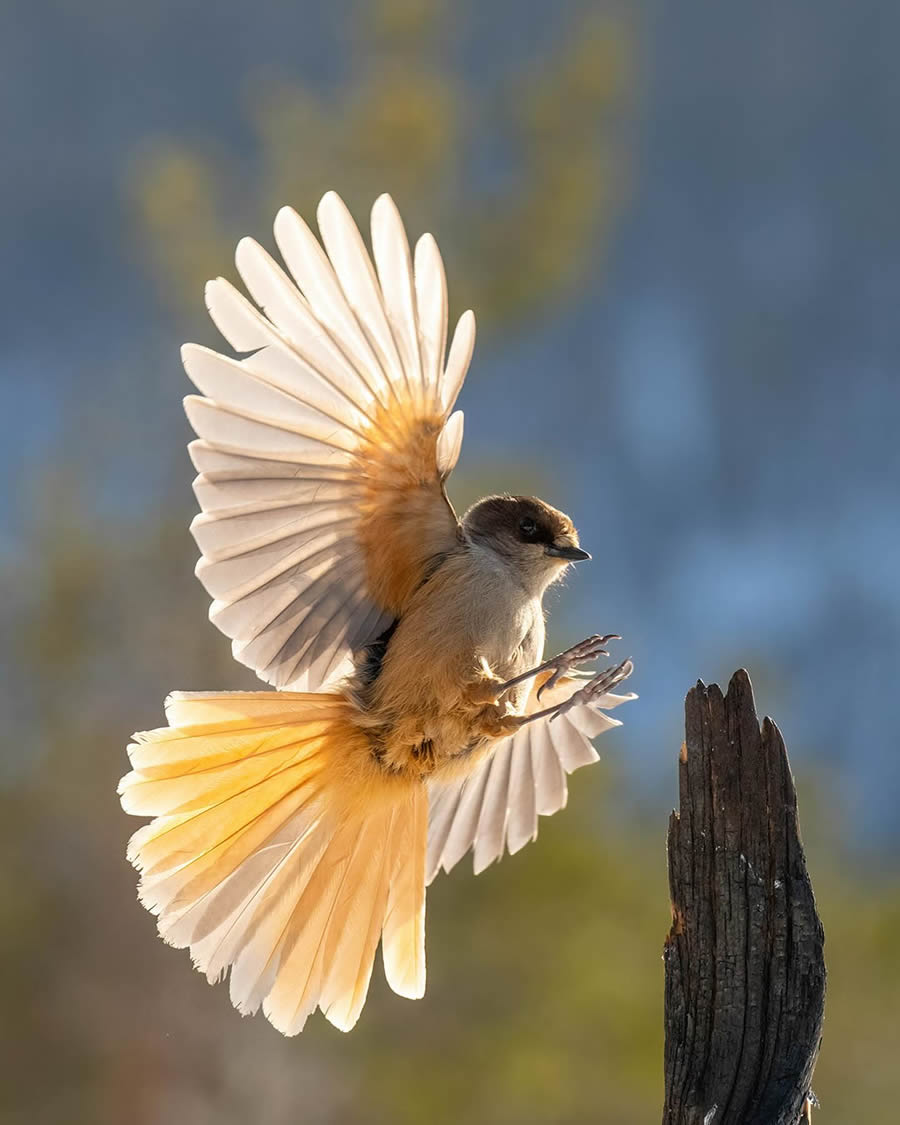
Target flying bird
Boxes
[119,192,635,1035]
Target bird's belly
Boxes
[357,579,544,778]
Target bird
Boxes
[119,191,636,1036]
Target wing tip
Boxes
[180,341,200,368]
[273,203,302,235]
[234,234,263,267]
[317,189,348,217]
[371,191,397,215]
[472,853,500,878]
[203,275,229,302]
[182,393,207,426]
[415,230,438,252]
[181,342,217,384]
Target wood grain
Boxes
[662,670,825,1125]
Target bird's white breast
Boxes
[464,544,546,683]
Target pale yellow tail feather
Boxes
[163,690,347,727]
[153,790,324,943]
[221,820,332,1010]
[264,814,379,1035]
[381,786,427,999]
[320,811,396,1030]
[121,691,427,1034]
[124,755,326,884]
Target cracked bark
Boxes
[662,670,825,1125]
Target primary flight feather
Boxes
[120,191,635,1034]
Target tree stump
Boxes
[662,670,825,1125]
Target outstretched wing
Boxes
[425,675,637,882]
[183,192,475,691]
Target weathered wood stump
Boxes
[662,670,825,1125]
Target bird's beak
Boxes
[546,543,591,562]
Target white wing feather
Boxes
[426,683,637,883]
[183,192,474,691]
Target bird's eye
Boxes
[519,517,538,541]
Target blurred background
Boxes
[2,0,898,1121]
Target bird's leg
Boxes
[514,658,634,727]
[460,661,509,707]
[474,703,523,740]
[493,634,621,702]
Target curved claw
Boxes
[549,658,634,721]
[536,633,622,701]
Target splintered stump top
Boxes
[662,670,825,1125]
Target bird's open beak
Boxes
[546,543,591,562]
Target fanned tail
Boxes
[119,690,426,1034]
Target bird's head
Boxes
[461,494,590,594]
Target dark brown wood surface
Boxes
[662,670,825,1125]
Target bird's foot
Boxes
[492,633,620,701]
[535,633,621,700]
[548,658,634,720]
[508,657,634,728]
